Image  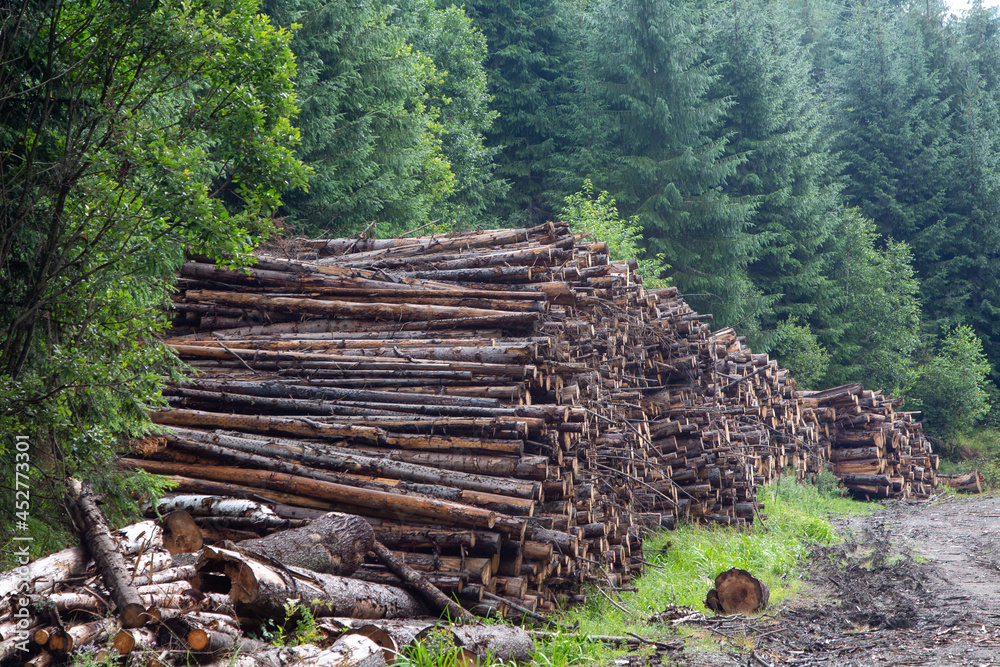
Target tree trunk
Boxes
[239,634,387,667]
[451,624,534,662]
[195,546,427,619]
[67,479,154,628]
[235,512,374,575]
[370,540,475,623]
[121,458,521,535]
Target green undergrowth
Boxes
[552,473,872,652]
[935,427,1000,489]
[403,473,875,667]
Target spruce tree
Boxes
[833,0,954,245]
[587,0,756,325]
[712,0,843,344]
[263,0,454,234]
[930,1,1000,374]
[462,0,577,224]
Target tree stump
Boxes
[705,568,769,614]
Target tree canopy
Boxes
[0,0,308,550]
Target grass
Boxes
[932,426,1000,489]
[541,472,874,664]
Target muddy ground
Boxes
[658,494,1000,667]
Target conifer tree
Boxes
[389,0,507,228]
[930,0,1000,374]
[263,0,455,234]
[712,0,843,342]
[462,0,578,224]
[587,0,756,325]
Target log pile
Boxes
[0,223,940,664]
[0,510,535,667]
[801,384,938,499]
[124,222,936,610]
[137,221,659,613]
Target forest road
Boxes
[665,494,1000,667]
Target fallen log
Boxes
[67,479,155,628]
[451,624,534,663]
[938,471,984,494]
[46,618,116,654]
[195,546,427,619]
[370,540,475,623]
[235,512,374,575]
[122,459,515,534]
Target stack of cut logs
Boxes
[801,384,938,499]
[128,222,937,607]
[0,223,939,665]
[1,481,536,667]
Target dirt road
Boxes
[669,494,1000,666]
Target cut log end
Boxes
[706,568,769,615]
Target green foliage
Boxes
[67,643,118,667]
[587,0,757,326]
[264,0,455,235]
[561,476,868,639]
[258,600,322,647]
[937,427,1000,479]
[389,0,507,229]
[0,0,306,552]
[394,629,467,667]
[772,318,830,390]
[713,0,842,339]
[909,325,992,438]
[826,0,1000,381]
[531,629,605,667]
[561,180,669,288]
[824,210,922,395]
[462,0,578,224]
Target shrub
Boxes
[909,325,992,438]
[772,317,830,389]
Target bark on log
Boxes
[705,568,769,614]
[67,479,154,628]
[47,619,116,654]
[150,411,524,454]
[235,512,374,575]
[195,546,427,619]
[164,430,539,500]
[0,546,89,600]
[239,634,387,667]
[451,624,534,663]
[181,291,538,323]
[121,459,513,534]
[370,540,476,623]
[938,471,984,494]
[146,494,282,521]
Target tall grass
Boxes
[401,474,873,667]
[560,473,870,639]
